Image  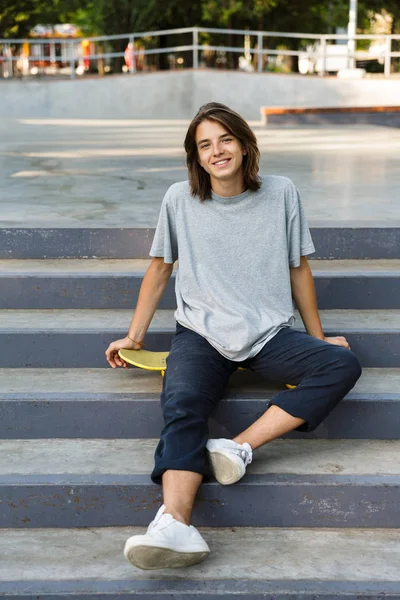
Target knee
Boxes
[334,348,362,386]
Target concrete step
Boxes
[2,438,400,528]
[0,309,399,367]
[1,527,400,598]
[2,259,400,309]
[0,259,174,310]
[1,368,399,440]
[2,227,400,259]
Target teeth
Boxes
[215,160,229,165]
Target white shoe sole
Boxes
[207,450,245,485]
[125,545,209,570]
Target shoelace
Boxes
[240,449,252,466]
[231,446,252,466]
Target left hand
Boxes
[324,336,351,350]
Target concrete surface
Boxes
[2,258,400,310]
[1,313,398,367]
[2,368,399,440]
[2,438,400,476]
[3,228,400,260]
[0,259,400,310]
[1,258,400,273]
[1,527,400,581]
[3,472,400,529]
[0,308,399,330]
[0,367,396,394]
[1,118,400,228]
[2,69,400,120]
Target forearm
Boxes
[290,257,324,340]
[128,259,173,343]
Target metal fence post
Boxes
[193,28,199,69]
[384,36,391,77]
[69,40,75,79]
[5,44,13,78]
[320,36,327,76]
[50,41,56,65]
[347,0,357,69]
[257,33,263,72]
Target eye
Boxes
[200,143,210,149]
[223,137,233,143]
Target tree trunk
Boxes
[159,35,169,70]
[112,37,127,74]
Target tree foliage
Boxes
[71,0,202,36]
[0,0,82,38]
[1,0,399,39]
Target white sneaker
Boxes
[124,505,210,570]
[206,438,253,485]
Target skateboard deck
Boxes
[119,348,295,388]
[119,349,169,375]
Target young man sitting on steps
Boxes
[105,102,362,571]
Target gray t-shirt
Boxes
[150,175,315,361]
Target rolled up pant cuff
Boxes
[151,460,212,485]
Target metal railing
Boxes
[1,26,399,79]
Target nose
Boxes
[212,141,223,156]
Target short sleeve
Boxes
[149,188,178,264]
[286,185,315,268]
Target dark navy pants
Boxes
[151,322,362,484]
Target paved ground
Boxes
[3,438,400,475]
[1,118,399,228]
[2,527,400,582]
[1,308,399,329]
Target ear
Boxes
[243,148,247,155]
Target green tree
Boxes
[0,0,83,38]
[73,0,203,70]
[2,0,399,73]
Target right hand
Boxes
[105,336,142,369]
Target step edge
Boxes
[1,473,400,485]
[0,578,399,596]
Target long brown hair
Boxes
[184,102,261,202]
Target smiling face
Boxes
[195,119,247,194]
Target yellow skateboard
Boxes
[118,348,295,388]
[119,349,169,375]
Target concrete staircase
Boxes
[1,227,400,599]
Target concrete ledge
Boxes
[0,228,154,259]
[3,69,400,120]
[0,274,176,310]
[260,105,400,126]
[1,391,400,440]
[1,390,400,439]
[1,365,400,439]
[0,330,398,367]
[261,112,400,127]
[2,473,400,528]
[4,439,399,476]
[0,307,399,367]
[1,228,400,259]
[1,579,400,599]
[2,265,400,309]
[261,106,400,116]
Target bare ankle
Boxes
[233,436,253,449]
[164,507,191,526]
[161,470,201,527]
